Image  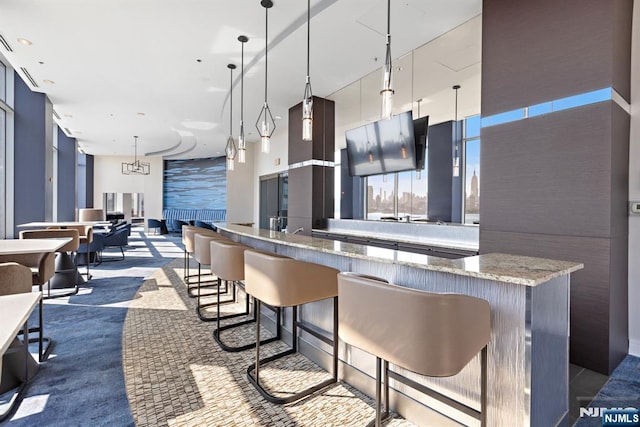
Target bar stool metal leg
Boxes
[246,296,339,405]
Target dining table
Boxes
[0,292,41,421]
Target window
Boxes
[366,174,395,220]
[464,115,481,224]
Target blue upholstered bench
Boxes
[163,209,226,232]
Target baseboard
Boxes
[629,339,640,357]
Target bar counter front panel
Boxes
[217,224,581,426]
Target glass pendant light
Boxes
[380,0,394,120]
[256,0,276,153]
[237,35,248,163]
[452,84,461,177]
[225,64,238,171]
[302,0,313,141]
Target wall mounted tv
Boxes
[346,111,426,177]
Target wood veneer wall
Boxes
[480,0,632,374]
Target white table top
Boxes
[18,221,111,228]
[0,292,41,373]
[0,238,71,255]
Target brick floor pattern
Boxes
[122,258,415,427]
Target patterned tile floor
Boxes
[122,258,415,426]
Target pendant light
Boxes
[256,0,276,153]
[301,0,313,141]
[452,85,461,177]
[121,136,150,175]
[237,35,249,163]
[380,0,394,120]
[225,64,238,171]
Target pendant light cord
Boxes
[229,67,233,135]
[240,42,244,123]
[306,0,310,78]
[264,6,268,104]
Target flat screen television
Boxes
[345,111,417,177]
[413,115,429,171]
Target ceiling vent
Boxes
[20,67,39,88]
[0,34,13,52]
[53,110,61,120]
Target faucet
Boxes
[291,227,304,234]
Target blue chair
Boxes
[194,220,214,230]
[147,218,167,235]
[102,228,129,261]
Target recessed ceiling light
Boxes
[396,66,403,72]
[274,115,282,120]
[64,114,72,118]
[137,112,145,116]
[17,38,32,46]
[75,131,83,134]
[43,79,55,84]
[38,61,44,65]
[196,59,202,63]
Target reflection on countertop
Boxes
[216,223,583,287]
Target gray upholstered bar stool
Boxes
[244,249,339,404]
[337,272,491,427]
[182,225,220,297]
[193,232,234,321]
[210,240,281,352]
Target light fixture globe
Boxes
[452,84,461,177]
[301,0,313,141]
[256,0,276,153]
[237,35,249,163]
[380,0,394,120]
[226,63,238,171]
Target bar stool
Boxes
[182,225,219,297]
[0,253,54,362]
[337,273,491,427]
[193,232,234,321]
[210,240,281,352]
[244,249,339,404]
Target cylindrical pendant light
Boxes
[380,0,394,120]
[301,0,313,141]
[238,35,248,163]
[225,64,238,171]
[256,0,276,154]
[452,84,461,177]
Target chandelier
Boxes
[122,136,150,175]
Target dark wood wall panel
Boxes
[481,102,614,238]
[482,0,631,116]
[610,103,631,239]
[480,230,613,372]
[288,97,335,236]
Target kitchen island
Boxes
[217,223,582,426]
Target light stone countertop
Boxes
[217,224,583,286]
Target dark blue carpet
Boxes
[574,355,640,426]
[1,230,183,426]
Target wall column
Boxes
[480,0,632,374]
[287,96,335,235]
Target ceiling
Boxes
[0,0,481,159]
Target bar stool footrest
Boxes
[246,349,337,404]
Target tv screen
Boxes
[413,115,429,171]
[345,111,416,177]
